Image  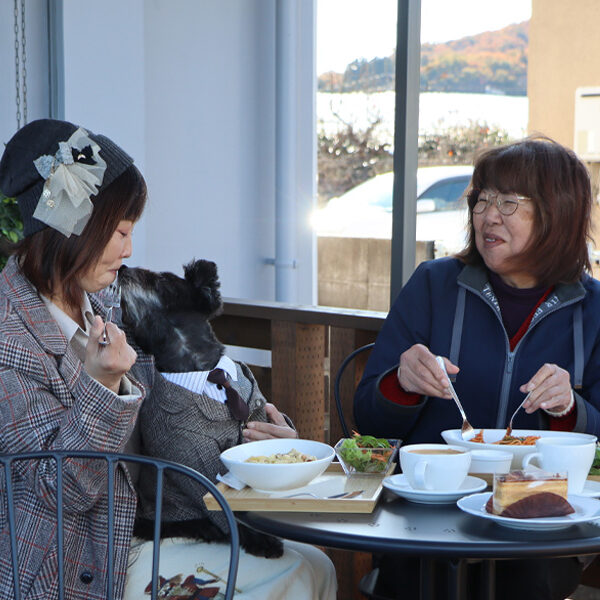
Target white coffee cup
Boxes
[399,444,471,491]
[522,436,597,494]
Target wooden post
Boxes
[271,321,326,441]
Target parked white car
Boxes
[313,165,474,256]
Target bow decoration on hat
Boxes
[32,128,107,237]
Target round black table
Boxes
[236,490,600,600]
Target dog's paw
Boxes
[238,524,284,558]
[133,517,228,543]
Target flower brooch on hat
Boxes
[32,128,106,237]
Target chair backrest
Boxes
[333,342,375,438]
[0,450,240,600]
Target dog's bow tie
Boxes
[207,368,250,421]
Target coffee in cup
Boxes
[522,436,597,494]
[400,443,471,491]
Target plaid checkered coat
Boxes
[0,256,155,600]
[136,368,269,530]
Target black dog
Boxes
[119,259,224,372]
[120,259,283,558]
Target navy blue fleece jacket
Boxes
[354,257,600,444]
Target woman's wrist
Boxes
[543,390,575,418]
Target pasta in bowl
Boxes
[220,438,335,492]
[441,429,597,470]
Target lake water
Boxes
[317,91,529,144]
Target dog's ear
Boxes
[183,259,223,317]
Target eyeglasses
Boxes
[472,190,531,216]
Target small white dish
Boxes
[382,474,487,504]
[457,492,600,530]
[469,449,512,475]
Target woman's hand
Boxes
[242,403,298,441]
[84,316,137,394]
[398,344,459,399]
[520,363,572,414]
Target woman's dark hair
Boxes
[15,164,147,308]
[456,135,593,286]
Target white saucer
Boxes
[382,474,487,504]
[579,479,600,498]
[457,492,600,530]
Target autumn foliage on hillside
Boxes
[421,22,528,95]
[319,21,528,96]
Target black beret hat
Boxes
[0,118,134,237]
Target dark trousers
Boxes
[373,554,583,600]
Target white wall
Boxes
[1,0,316,304]
[63,0,148,266]
[142,0,276,299]
[62,0,316,303]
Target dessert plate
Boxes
[382,474,487,504]
[457,492,600,530]
[579,479,600,498]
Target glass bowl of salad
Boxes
[334,434,398,476]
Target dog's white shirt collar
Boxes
[160,355,238,403]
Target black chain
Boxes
[13,0,27,129]
[14,0,20,129]
[21,0,27,125]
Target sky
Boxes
[317,0,532,75]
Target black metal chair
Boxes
[334,342,400,600]
[333,342,375,438]
[0,450,240,600]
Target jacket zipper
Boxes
[461,284,583,428]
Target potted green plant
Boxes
[0,192,23,270]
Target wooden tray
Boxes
[203,462,395,513]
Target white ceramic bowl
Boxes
[220,438,335,492]
[469,449,512,475]
[441,429,597,470]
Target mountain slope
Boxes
[318,21,528,96]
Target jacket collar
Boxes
[1,255,108,356]
[457,262,586,305]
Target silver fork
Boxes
[436,356,475,440]
[505,391,532,437]
[282,490,364,499]
[97,273,121,346]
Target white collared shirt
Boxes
[41,292,140,401]
[160,355,238,402]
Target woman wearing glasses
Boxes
[354,136,597,599]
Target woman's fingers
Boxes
[264,403,288,427]
[521,363,571,413]
[243,420,298,441]
[242,403,298,441]
[85,316,137,392]
[398,345,458,398]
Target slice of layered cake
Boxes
[485,470,574,518]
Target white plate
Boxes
[457,492,600,530]
[382,474,487,504]
[441,429,597,470]
[578,479,600,498]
